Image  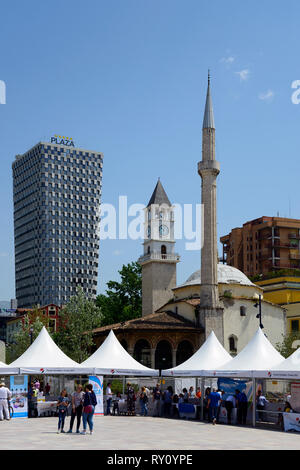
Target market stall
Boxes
[81,330,158,376]
[161,331,232,377]
[9,327,93,376]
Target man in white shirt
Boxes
[0,382,12,421]
[257,390,269,422]
[106,382,113,416]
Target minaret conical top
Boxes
[202,71,215,130]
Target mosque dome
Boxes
[182,264,255,287]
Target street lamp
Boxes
[253,293,264,329]
[29,328,34,344]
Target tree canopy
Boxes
[96,262,142,326]
[53,287,102,363]
[276,331,300,358]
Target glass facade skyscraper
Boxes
[12,141,103,308]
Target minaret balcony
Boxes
[138,252,180,264]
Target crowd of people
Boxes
[104,382,276,427]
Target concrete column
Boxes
[150,348,156,369]
[172,349,177,368]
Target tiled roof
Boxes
[92,311,203,335]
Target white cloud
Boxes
[259,90,275,102]
[113,250,122,256]
[235,69,250,81]
[220,56,235,65]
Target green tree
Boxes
[276,332,300,358]
[7,308,49,363]
[53,287,102,363]
[96,262,142,326]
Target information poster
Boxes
[10,375,28,418]
[88,376,103,415]
[291,383,300,413]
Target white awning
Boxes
[257,345,300,379]
[81,330,159,376]
[206,328,284,378]
[162,331,232,376]
[9,327,91,375]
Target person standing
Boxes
[126,383,136,416]
[163,386,173,418]
[67,385,84,433]
[236,389,248,425]
[81,384,97,435]
[56,389,70,433]
[45,383,51,396]
[256,390,269,422]
[0,382,12,421]
[152,383,161,417]
[106,382,113,416]
[225,393,236,425]
[207,387,220,425]
[139,387,148,417]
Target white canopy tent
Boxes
[204,328,284,378]
[162,331,232,376]
[0,361,19,375]
[255,346,300,380]
[9,327,92,375]
[81,330,159,376]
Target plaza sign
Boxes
[50,134,75,147]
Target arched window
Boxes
[161,245,167,259]
[176,340,194,366]
[147,246,151,255]
[229,335,237,354]
[155,340,172,370]
[133,339,151,368]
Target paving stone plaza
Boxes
[1,416,299,450]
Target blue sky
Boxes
[1,0,300,301]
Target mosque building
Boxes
[92,75,286,370]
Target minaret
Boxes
[138,179,180,317]
[197,72,224,343]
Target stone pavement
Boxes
[0,416,299,450]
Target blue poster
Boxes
[217,377,253,402]
[10,375,28,418]
[88,376,103,415]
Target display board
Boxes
[283,413,300,432]
[290,383,300,413]
[10,375,28,418]
[88,376,103,415]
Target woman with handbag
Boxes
[81,384,97,435]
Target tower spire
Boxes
[198,74,224,343]
[202,70,215,130]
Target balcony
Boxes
[138,252,181,264]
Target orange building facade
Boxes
[221,216,300,278]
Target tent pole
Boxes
[122,376,125,395]
[252,377,256,428]
[200,377,204,421]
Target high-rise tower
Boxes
[197,73,224,342]
[138,179,180,316]
[12,140,103,307]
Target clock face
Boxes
[159,224,169,237]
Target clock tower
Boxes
[138,179,180,317]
